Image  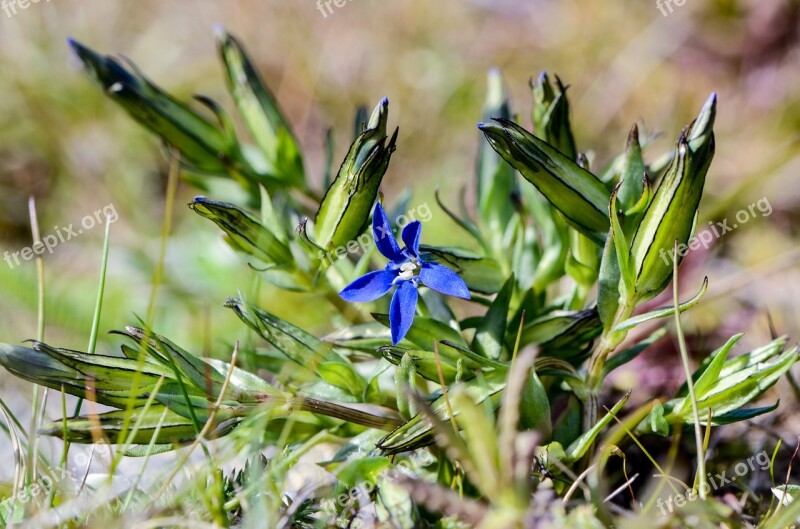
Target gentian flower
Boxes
[339,203,470,345]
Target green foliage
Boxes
[0,30,795,528]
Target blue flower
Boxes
[339,203,470,345]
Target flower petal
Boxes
[420,263,471,299]
[372,203,403,261]
[389,280,419,345]
[401,221,422,257]
[339,270,397,302]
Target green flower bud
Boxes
[617,124,647,213]
[531,72,577,160]
[479,119,610,242]
[215,26,305,187]
[314,98,398,250]
[476,68,516,232]
[519,309,601,362]
[189,197,292,266]
[68,39,253,179]
[629,94,716,300]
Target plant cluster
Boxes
[0,29,797,528]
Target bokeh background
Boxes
[0,0,798,465]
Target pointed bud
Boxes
[629,94,716,300]
[189,197,292,265]
[315,98,398,249]
[215,26,305,186]
[479,119,610,241]
[530,72,577,160]
[68,38,251,178]
[476,68,516,232]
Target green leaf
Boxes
[597,228,622,330]
[609,183,634,297]
[617,124,647,212]
[692,333,743,398]
[381,347,460,385]
[717,336,789,379]
[646,400,670,437]
[566,390,630,462]
[712,402,779,425]
[472,274,514,360]
[772,484,800,506]
[612,276,708,332]
[521,185,570,292]
[322,321,394,353]
[117,443,176,457]
[420,245,505,294]
[478,118,609,241]
[519,309,601,362]
[668,346,799,423]
[318,362,366,398]
[380,342,503,384]
[40,405,241,445]
[118,326,228,393]
[531,72,577,160]
[225,298,345,368]
[395,353,419,419]
[0,342,170,408]
[372,313,469,350]
[520,370,552,438]
[334,457,391,489]
[377,370,508,454]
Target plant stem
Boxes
[582,300,636,432]
[672,245,706,498]
[26,196,46,488]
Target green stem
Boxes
[582,299,637,432]
[27,196,46,489]
[672,247,706,498]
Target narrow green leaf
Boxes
[617,124,646,212]
[566,391,630,462]
[377,370,508,454]
[372,313,469,350]
[472,274,514,360]
[612,276,708,332]
[420,245,505,294]
[692,334,743,398]
[225,298,345,367]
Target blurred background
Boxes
[0,0,798,461]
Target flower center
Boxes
[397,259,419,281]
